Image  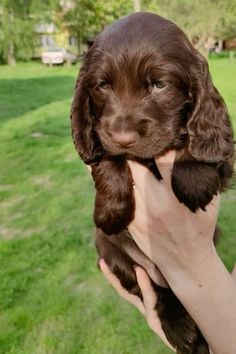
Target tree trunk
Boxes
[7,42,16,65]
[133,0,141,12]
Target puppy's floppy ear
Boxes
[187,53,234,163]
[70,63,104,164]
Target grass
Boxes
[0,58,235,354]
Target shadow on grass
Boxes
[0,76,75,122]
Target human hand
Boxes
[99,259,174,351]
[100,259,236,354]
[96,154,236,354]
[127,151,220,285]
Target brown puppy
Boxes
[71,12,234,354]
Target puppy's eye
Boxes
[97,80,110,90]
[153,80,165,89]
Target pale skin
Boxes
[97,151,236,354]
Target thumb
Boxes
[155,150,176,183]
[135,267,157,309]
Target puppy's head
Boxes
[71,12,233,164]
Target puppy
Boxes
[71,12,234,354]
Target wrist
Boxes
[153,238,216,288]
[164,249,236,354]
[160,242,217,293]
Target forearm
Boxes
[165,247,236,354]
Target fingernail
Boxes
[98,258,105,269]
[134,265,141,274]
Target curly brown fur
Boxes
[71,12,235,354]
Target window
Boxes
[68,36,77,46]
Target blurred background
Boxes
[1,0,236,64]
[0,1,235,353]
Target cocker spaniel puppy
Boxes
[71,12,234,354]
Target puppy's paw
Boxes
[92,157,135,235]
[95,229,141,296]
[94,196,135,235]
[163,316,209,354]
[171,160,220,212]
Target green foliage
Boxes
[1,0,236,63]
[65,0,132,47]
[0,0,60,64]
[143,0,236,48]
[0,0,132,63]
[217,0,236,39]
[0,58,235,353]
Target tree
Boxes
[143,0,236,51]
[1,0,235,64]
[0,0,32,64]
[65,0,132,53]
[0,0,60,64]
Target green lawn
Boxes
[0,59,235,354]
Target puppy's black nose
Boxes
[110,131,138,147]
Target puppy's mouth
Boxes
[100,136,166,159]
[97,127,175,159]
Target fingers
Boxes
[135,267,175,350]
[127,160,154,192]
[99,259,145,314]
[86,165,92,172]
[232,264,236,282]
[135,267,158,314]
[156,150,176,165]
[207,193,220,211]
[155,150,176,183]
[100,260,158,324]
[127,151,176,193]
[100,261,174,350]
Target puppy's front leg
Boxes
[171,150,220,212]
[92,157,135,235]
